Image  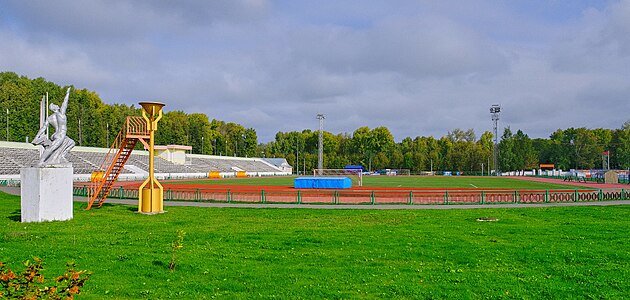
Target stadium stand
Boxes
[0,141,290,180]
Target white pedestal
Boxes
[20,166,73,223]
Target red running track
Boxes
[79,176,629,193]
[74,177,630,205]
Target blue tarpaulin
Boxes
[294,177,352,189]
[344,165,364,170]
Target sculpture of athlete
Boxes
[32,87,75,166]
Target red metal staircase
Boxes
[87,117,149,209]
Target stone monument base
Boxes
[20,166,73,223]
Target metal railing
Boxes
[72,186,630,205]
[0,179,20,187]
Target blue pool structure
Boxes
[294,177,352,189]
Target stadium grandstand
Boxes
[0,141,291,181]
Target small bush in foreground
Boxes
[0,257,91,299]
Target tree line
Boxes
[262,125,630,173]
[2,72,629,172]
[0,72,257,157]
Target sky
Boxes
[1,0,629,143]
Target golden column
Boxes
[138,102,165,214]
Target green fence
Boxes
[72,187,630,206]
[0,179,20,187]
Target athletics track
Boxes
[109,175,630,193]
[55,175,630,207]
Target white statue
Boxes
[32,87,75,166]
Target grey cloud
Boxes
[1,0,628,143]
[367,16,508,77]
[575,82,630,112]
[292,71,355,100]
[289,16,508,78]
[0,29,112,88]
[138,0,270,25]
[1,0,270,41]
[551,0,630,73]
[1,0,164,41]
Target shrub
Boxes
[0,257,91,299]
[168,230,186,271]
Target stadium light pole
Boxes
[5,108,8,142]
[490,104,501,176]
[106,123,110,147]
[201,136,204,154]
[242,134,246,157]
[78,118,82,146]
[316,113,325,171]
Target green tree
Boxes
[512,130,538,170]
[614,126,630,169]
[188,113,211,154]
[498,127,516,172]
[351,127,371,168]
[157,111,189,147]
[242,128,258,157]
[571,128,601,169]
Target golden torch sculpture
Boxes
[138,101,165,214]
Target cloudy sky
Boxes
[1,0,629,142]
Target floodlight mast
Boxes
[317,113,325,171]
[490,104,501,176]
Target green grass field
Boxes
[2,191,629,298]
[175,175,589,190]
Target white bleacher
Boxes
[0,141,290,181]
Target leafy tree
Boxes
[498,127,516,172]
[157,111,189,147]
[614,127,630,169]
[447,128,476,143]
[512,130,538,170]
[351,127,371,168]
[572,128,600,169]
[188,113,211,154]
[242,128,258,157]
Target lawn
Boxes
[173,175,589,190]
[1,191,629,298]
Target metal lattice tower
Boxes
[490,104,501,176]
[317,113,325,170]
